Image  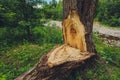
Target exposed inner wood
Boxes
[47,44,93,67]
[47,10,89,68]
[62,10,87,52]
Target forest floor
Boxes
[44,20,120,46]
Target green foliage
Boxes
[0,25,62,56]
[0,27,27,48]
[96,0,120,27]
[41,0,63,21]
[0,0,38,41]
[33,26,63,44]
[0,25,62,80]
[0,0,63,43]
[49,0,57,7]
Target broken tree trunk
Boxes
[63,0,98,53]
[15,0,98,80]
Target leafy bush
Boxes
[41,0,63,21]
[0,27,27,51]
[33,26,63,44]
[96,0,120,27]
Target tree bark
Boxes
[63,0,98,53]
[15,0,98,80]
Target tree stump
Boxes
[15,0,98,80]
[15,45,95,80]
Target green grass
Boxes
[0,43,56,80]
[94,33,120,68]
[0,26,120,80]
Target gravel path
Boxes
[93,23,120,38]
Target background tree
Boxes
[0,0,37,41]
[0,0,17,27]
[50,0,57,7]
[96,0,120,27]
[17,0,35,41]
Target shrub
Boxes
[96,0,120,27]
[33,26,63,44]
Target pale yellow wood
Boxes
[62,10,87,52]
[47,44,92,67]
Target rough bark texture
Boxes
[15,0,98,80]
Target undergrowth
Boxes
[67,33,120,80]
[0,26,120,80]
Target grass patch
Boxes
[0,43,56,80]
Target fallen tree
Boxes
[15,0,98,80]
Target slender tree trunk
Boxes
[15,0,98,80]
[20,0,34,42]
[26,26,34,42]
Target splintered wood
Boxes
[62,10,87,52]
[47,10,91,67]
[47,45,92,67]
